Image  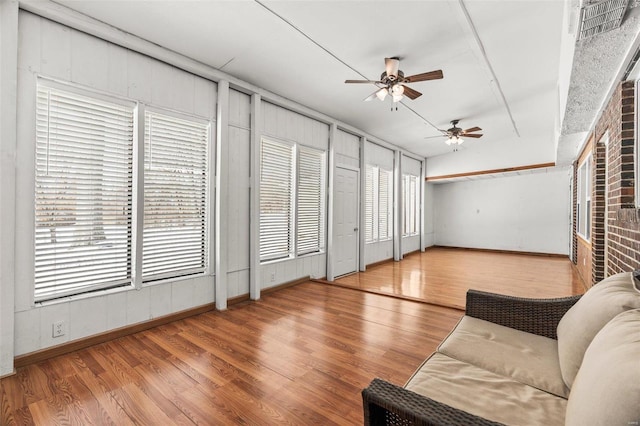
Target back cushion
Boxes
[556,271,640,388]
[565,309,640,426]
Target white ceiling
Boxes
[51,0,638,175]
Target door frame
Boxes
[328,164,360,281]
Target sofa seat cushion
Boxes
[565,308,640,426]
[557,271,640,388]
[438,315,569,398]
[405,353,567,426]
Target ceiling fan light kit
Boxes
[345,57,484,146]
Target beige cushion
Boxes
[405,353,567,426]
[438,315,569,398]
[565,309,640,426]
[557,271,640,388]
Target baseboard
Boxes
[14,303,215,368]
[228,294,250,306]
[365,258,395,269]
[433,245,570,259]
[261,276,310,295]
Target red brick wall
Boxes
[593,81,640,277]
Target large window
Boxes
[143,110,210,282]
[259,138,326,262]
[35,82,135,301]
[402,174,419,237]
[34,80,211,302]
[577,156,592,241]
[365,165,393,243]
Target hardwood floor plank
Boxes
[2,251,585,425]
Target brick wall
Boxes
[593,80,640,277]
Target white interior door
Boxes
[333,167,359,277]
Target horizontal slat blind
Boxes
[260,139,295,262]
[378,168,392,240]
[297,146,326,255]
[403,174,418,236]
[35,83,134,301]
[143,110,209,281]
[365,165,376,243]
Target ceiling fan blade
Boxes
[401,85,422,100]
[385,57,400,78]
[464,133,483,138]
[363,90,382,102]
[404,70,444,83]
[463,126,482,133]
[345,79,380,84]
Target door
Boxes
[333,167,359,277]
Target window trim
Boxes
[33,78,215,303]
[365,164,393,244]
[402,174,420,238]
[577,155,592,242]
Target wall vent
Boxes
[578,0,629,40]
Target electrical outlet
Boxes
[270,272,275,282]
[52,320,66,338]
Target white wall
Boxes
[424,183,436,248]
[434,169,571,255]
[13,12,217,356]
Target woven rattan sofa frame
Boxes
[362,289,584,426]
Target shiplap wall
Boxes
[13,12,217,356]
[335,129,360,168]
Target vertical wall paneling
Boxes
[250,93,262,300]
[401,155,423,255]
[359,138,367,271]
[420,159,426,251]
[13,13,218,356]
[0,0,18,377]
[326,124,337,281]
[132,104,145,289]
[215,80,229,310]
[363,141,395,265]
[226,89,251,299]
[259,102,329,288]
[394,151,402,261]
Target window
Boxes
[260,139,295,262]
[636,79,640,207]
[259,138,327,262]
[365,165,393,243]
[34,80,212,302]
[577,156,591,241]
[143,110,210,281]
[402,174,419,236]
[35,82,135,301]
[297,146,326,256]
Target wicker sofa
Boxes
[362,270,640,426]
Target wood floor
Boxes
[332,247,585,309]
[1,249,586,425]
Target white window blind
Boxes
[35,82,134,301]
[365,165,376,243]
[365,165,393,243]
[403,174,419,236]
[260,138,295,262]
[297,146,326,255]
[378,168,392,241]
[143,110,210,281]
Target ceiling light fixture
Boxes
[391,84,404,102]
[445,135,463,146]
[375,88,388,101]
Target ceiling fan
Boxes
[426,119,483,146]
[345,57,443,103]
